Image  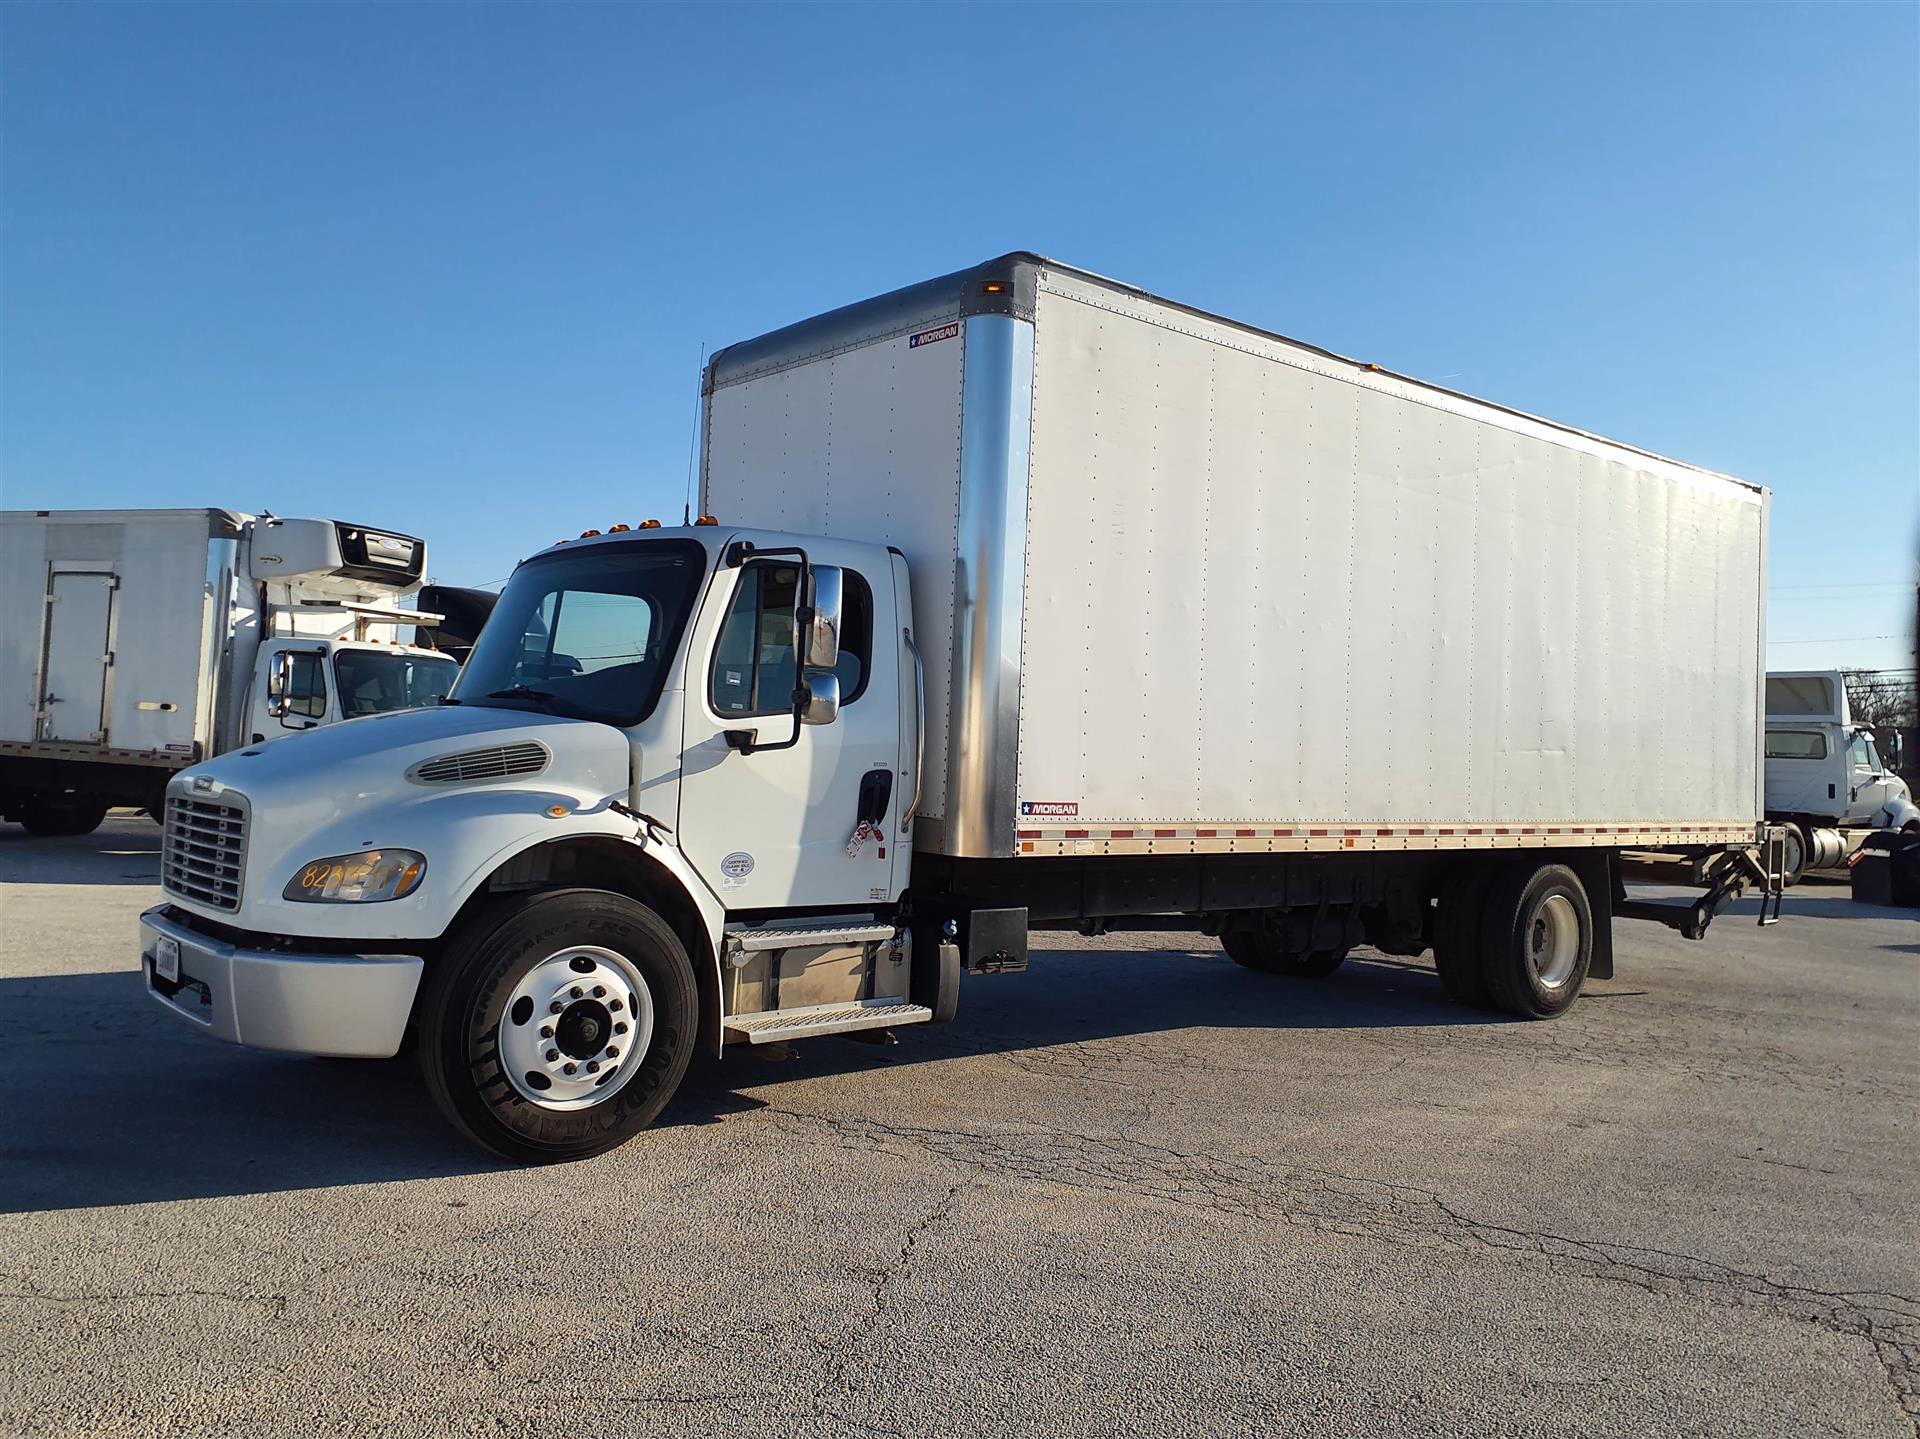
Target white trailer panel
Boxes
[1019,270,1766,832]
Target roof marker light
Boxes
[695,515,719,526]
[608,523,631,533]
[639,519,662,529]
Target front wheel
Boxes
[418,889,698,1163]
[1222,928,1347,978]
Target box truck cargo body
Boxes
[2,509,457,834]
[703,256,1768,857]
[137,256,1782,1162]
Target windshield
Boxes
[450,539,707,726]
[332,650,459,718]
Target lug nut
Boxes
[592,985,606,998]
[563,1063,577,1075]
[569,986,583,999]
[606,1046,619,1058]
[614,1021,628,1035]
[550,1000,564,1014]
[609,998,622,1012]
[540,1025,553,1038]
[586,1061,600,1073]
[546,1049,559,1061]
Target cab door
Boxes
[676,546,903,911]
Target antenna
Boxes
[683,342,706,525]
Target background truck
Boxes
[2,508,457,834]
[139,254,1780,1163]
[1764,668,1917,881]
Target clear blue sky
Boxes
[4,2,1915,670]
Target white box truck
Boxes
[1763,669,1917,880]
[138,256,1781,1162]
[3,509,458,834]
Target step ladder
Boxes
[720,920,927,1043]
[724,997,933,1045]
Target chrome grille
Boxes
[162,796,247,911]
[410,742,548,784]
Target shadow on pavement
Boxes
[1,943,1492,1214]
[0,817,162,887]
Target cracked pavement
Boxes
[1,817,1916,1437]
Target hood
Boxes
[180,703,633,822]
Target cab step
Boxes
[723,921,897,955]
[724,998,932,1045]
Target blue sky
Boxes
[4,2,1915,670]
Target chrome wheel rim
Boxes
[497,946,654,1110]
[1528,893,1581,989]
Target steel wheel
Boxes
[1529,893,1582,990]
[497,946,655,1111]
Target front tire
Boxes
[1222,927,1347,977]
[1478,862,1593,1020]
[418,889,698,1163]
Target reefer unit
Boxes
[704,254,1769,861]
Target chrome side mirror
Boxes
[801,672,840,726]
[266,652,289,717]
[806,566,843,671]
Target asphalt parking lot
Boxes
[1,816,1915,1438]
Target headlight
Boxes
[283,849,427,903]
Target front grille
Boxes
[162,796,248,911]
[410,742,548,784]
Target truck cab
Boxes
[1764,669,1917,879]
[142,525,925,1161]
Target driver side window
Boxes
[282,652,327,723]
[711,564,800,717]
[1847,733,1876,771]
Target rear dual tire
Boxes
[17,797,109,837]
[1435,860,1593,1020]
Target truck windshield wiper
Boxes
[486,685,557,704]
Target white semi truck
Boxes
[2,509,457,834]
[1764,669,1917,881]
[140,256,1782,1162]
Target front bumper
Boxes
[141,907,424,1058]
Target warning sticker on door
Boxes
[719,851,754,889]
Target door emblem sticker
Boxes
[719,851,755,888]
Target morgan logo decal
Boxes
[909,322,959,349]
[1020,801,1078,818]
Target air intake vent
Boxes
[163,796,248,911]
[410,742,549,784]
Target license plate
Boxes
[154,933,181,983]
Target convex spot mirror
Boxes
[802,672,840,727]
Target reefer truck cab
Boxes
[1,509,457,834]
[141,256,1783,1162]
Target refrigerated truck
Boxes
[2,509,457,834]
[139,255,1781,1162]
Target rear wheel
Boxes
[18,797,109,837]
[1431,863,1495,1007]
[418,889,698,1163]
[1478,862,1593,1019]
